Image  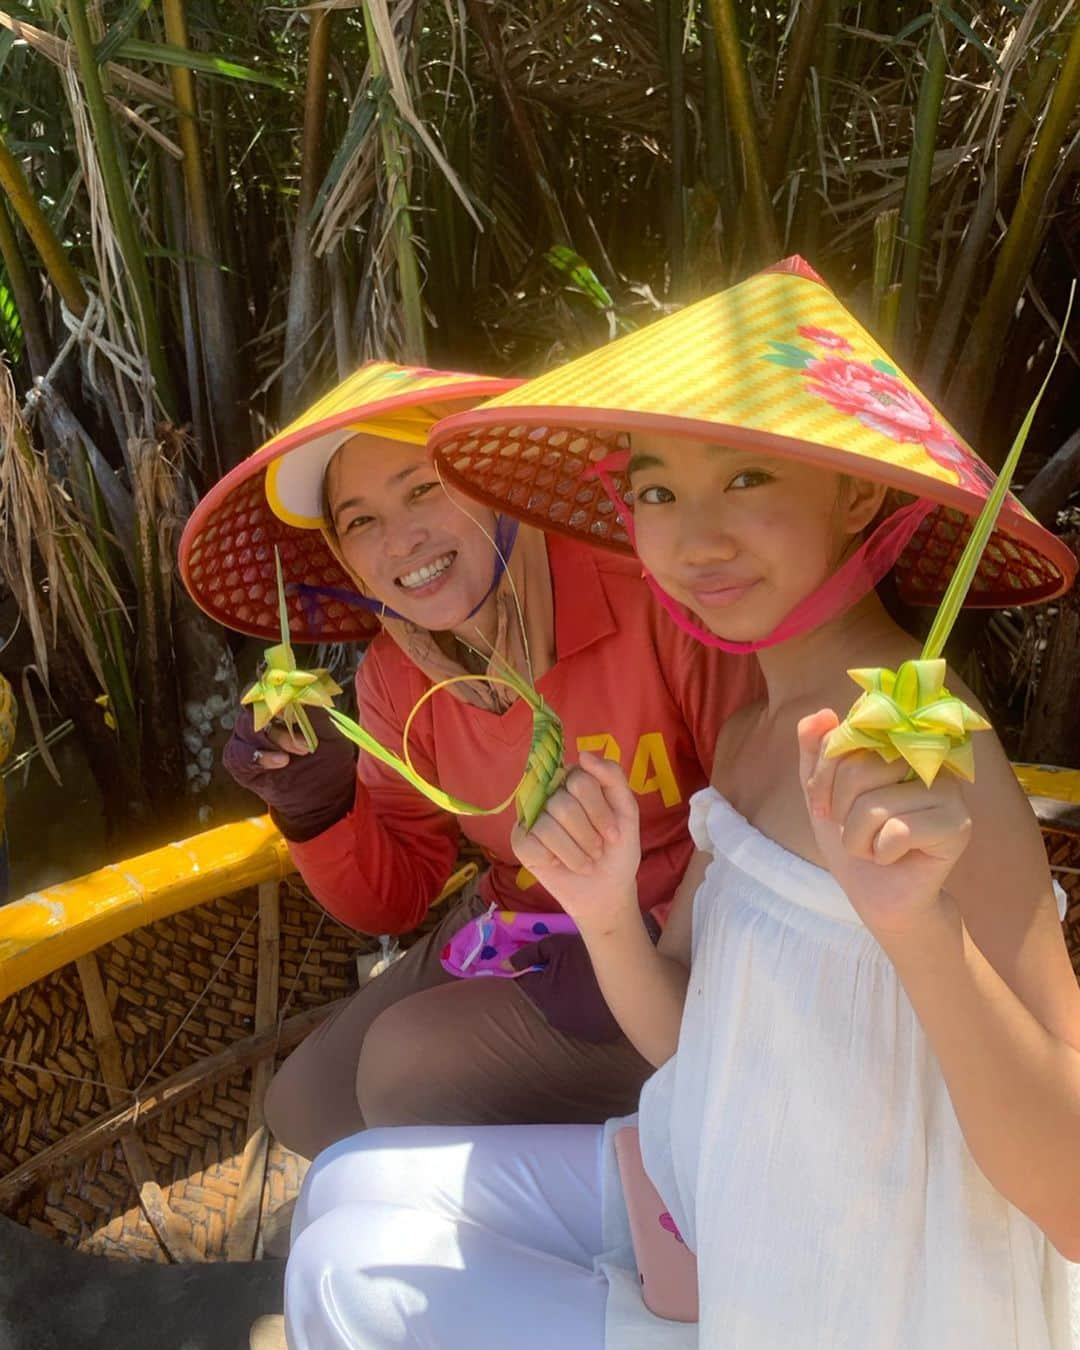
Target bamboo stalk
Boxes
[465,0,569,248]
[792,0,840,259]
[328,246,355,378]
[131,469,186,819]
[162,153,209,458]
[280,6,335,417]
[699,0,726,194]
[896,6,949,356]
[655,0,687,289]
[763,0,827,191]
[362,3,425,362]
[0,198,51,378]
[945,14,1080,423]
[704,0,779,262]
[0,132,88,318]
[161,0,242,468]
[921,24,1070,391]
[872,207,901,349]
[63,0,175,413]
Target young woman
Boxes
[180,361,759,1161]
[282,263,1079,1348]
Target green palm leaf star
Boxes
[825,659,989,787]
[240,550,342,752]
[825,284,1073,787]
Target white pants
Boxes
[285,1124,609,1349]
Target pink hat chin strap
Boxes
[587,457,934,654]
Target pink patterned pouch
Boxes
[440,902,578,979]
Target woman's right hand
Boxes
[223,703,358,841]
[511,751,642,938]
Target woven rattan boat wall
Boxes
[0,817,475,1264]
[0,775,1076,1267]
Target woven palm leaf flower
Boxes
[328,656,566,831]
[241,550,342,752]
[824,281,1074,786]
[825,661,990,787]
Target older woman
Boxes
[180,361,759,1160]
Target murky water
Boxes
[4,721,107,897]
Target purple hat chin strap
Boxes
[293,514,520,635]
[586,456,934,654]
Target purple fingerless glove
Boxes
[222,705,358,842]
[508,914,662,1044]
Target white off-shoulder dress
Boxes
[599,787,1078,1349]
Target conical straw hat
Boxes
[181,361,518,642]
[430,259,1074,608]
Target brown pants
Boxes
[264,892,652,1159]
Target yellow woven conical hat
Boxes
[181,361,518,642]
[430,259,1074,608]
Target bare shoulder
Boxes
[709,699,765,782]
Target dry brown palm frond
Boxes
[60,64,159,444]
[0,11,175,110]
[0,361,126,694]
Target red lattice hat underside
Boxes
[431,420,1074,609]
[182,471,376,643]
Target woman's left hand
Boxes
[797,709,973,937]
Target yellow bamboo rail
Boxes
[0,813,476,1002]
[1013,764,1080,806]
[0,815,292,1000]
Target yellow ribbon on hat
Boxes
[340,411,436,446]
[826,285,1074,787]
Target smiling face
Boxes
[627,433,886,642]
[324,434,500,632]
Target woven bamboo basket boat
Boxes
[0,815,476,1265]
[0,768,1077,1269]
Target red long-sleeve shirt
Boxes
[288,535,762,934]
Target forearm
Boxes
[882,898,1080,1256]
[288,779,459,935]
[581,896,690,1067]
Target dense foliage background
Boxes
[0,0,1078,850]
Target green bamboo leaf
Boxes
[94,0,152,65]
[310,78,384,224]
[921,281,1075,662]
[544,246,615,312]
[275,549,294,667]
[940,4,1001,71]
[893,12,933,43]
[327,707,505,816]
[0,275,23,358]
[110,38,288,89]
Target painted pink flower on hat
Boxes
[801,354,993,492]
[762,333,994,494]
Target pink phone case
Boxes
[613,1126,699,1323]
